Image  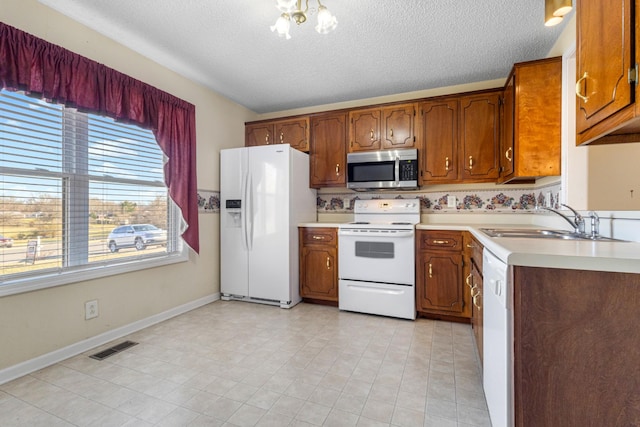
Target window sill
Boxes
[0,249,189,298]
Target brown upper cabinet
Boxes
[418,98,459,183]
[309,112,347,188]
[500,57,562,183]
[419,90,500,184]
[575,0,639,145]
[245,117,309,152]
[349,103,417,152]
[459,91,501,182]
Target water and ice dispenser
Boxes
[225,199,242,227]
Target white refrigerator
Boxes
[220,144,317,308]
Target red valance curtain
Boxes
[0,22,199,253]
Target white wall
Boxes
[0,0,255,371]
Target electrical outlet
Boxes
[545,192,552,207]
[85,300,99,320]
[447,195,457,208]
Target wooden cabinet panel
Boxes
[464,231,484,364]
[419,99,458,183]
[246,118,309,152]
[417,252,464,314]
[500,57,561,183]
[576,0,633,136]
[299,227,338,303]
[382,104,416,149]
[349,103,416,152]
[459,92,500,182]
[513,266,640,426]
[275,118,309,152]
[309,113,347,188]
[349,108,381,152]
[418,230,463,251]
[416,230,469,319]
[245,123,273,147]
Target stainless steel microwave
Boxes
[347,148,419,190]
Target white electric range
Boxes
[338,199,420,320]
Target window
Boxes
[0,90,184,296]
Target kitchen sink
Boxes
[479,228,625,241]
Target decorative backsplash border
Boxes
[199,182,561,215]
[317,182,562,214]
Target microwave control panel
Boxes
[400,160,418,181]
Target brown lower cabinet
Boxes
[416,230,471,320]
[464,232,483,364]
[513,266,640,426]
[298,227,338,305]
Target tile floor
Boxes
[0,301,491,426]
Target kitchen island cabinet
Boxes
[298,227,338,305]
[416,230,470,320]
[513,266,640,426]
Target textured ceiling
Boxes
[37,0,570,114]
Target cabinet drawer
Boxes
[301,227,337,246]
[418,230,463,251]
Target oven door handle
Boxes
[338,229,414,238]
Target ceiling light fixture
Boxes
[544,0,573,26]
[271,0,337,40]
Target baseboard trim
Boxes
[0,293,220,385]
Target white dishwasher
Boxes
[483,248,512,427]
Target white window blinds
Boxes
[0,90,181,291]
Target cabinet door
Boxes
[416,252,464,314]
[310,113,347,188]
[576,0,633,134]
[419,99,459,183]
[300,245,338,301]
[471,261,483,364]
[501,74,515,180]
[381,104,416,149]
[275,118,309,152]
[245,123,274,147]
[349,108,381,152]
[459,92,500,182]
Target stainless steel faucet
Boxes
[588,211,600,237]
[543,204,585,235]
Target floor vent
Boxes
[89,340,138,361]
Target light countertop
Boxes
[417,223,640,274]
[298,222,640,274]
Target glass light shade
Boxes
[315,6,337,34]
[276,0,297,13]
[545,0,572,26]
[271,14,292,39]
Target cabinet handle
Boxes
[432,240,450,245]
[370,129,374,140]
[469,156,473,170]
[280,132,284,143]
[428,263,433,278]
[470,284,478,298]
[466,243,474,248]
[445,156,449,171]
[576,72,589,102]
[473,292,481,309]
[389,128,394,137]
[335,163,340,176]
[326,257,331,270]
[265,133,270,144]
[465,273,473,288]
[312,235,324,240]
[505,147,512,162]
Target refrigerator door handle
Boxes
[246,173,254,251]
[241,171,249,251]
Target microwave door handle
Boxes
[395,155,400,186]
